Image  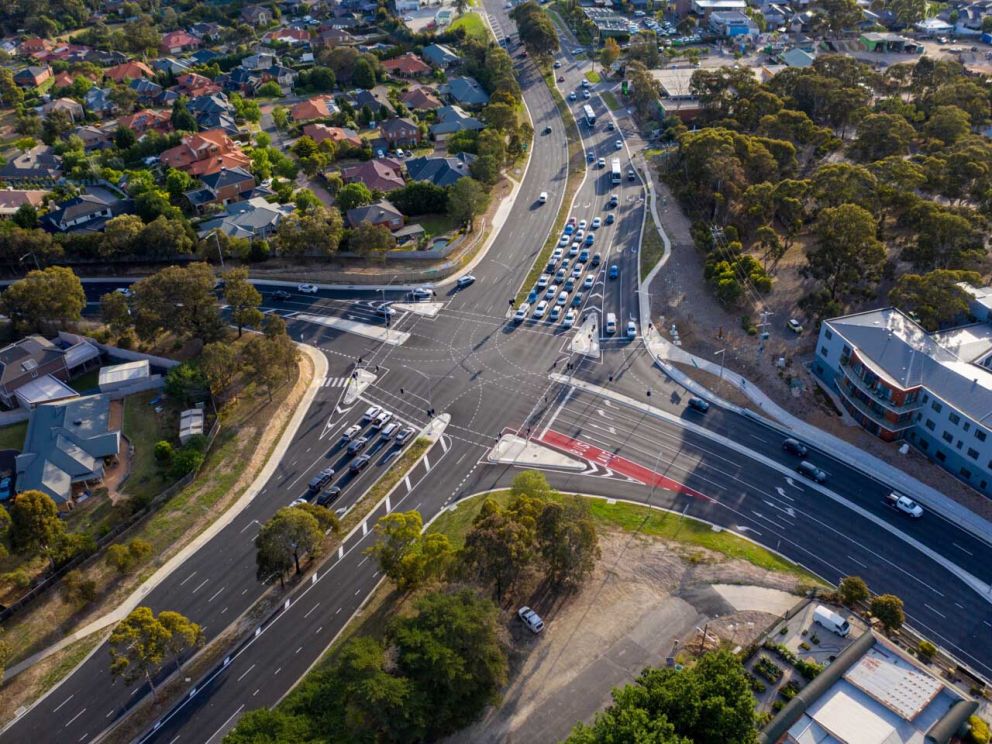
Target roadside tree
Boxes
[349,220,396,258]
[536,501,600,589]
[367,511,453,592]
[336,182,373,212]
[870,593,905,632]
[461,498,536,601]
[100,291,132,336]
[600,38,620,72]
[199,342,239,398]
[255,507,323,586]
[1,266,85,333]
[131,263,224,344]
[448,177,489,231]
[273,206,343,256]
[804,204,886,304]
[838,575,869,606]
[9,490,67,566]
[109,607,202,697]
[223,267,263,337]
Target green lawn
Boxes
[431,490,822,581]
[0,421,27,451]
[120,391,177,504]
[449,12,487,40]
[641,221,665,280]
[417,213,458,238]
[70,367,101,394]
[601,91,620,111]
[584,70,601,83]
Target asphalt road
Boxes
[8,6,992,743]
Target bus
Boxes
[582,104,596,126]
[611,158,621,185]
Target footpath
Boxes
[632,140,992,546]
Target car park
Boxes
[883,492,924,517]
[626,320,636,338]
[787,318,803,334]
[347,436,369,455]
[307,467,335,492]
[782,438,808,457]
[362,406,381,423]
[609,264,619,279]
[549,305,562,322]
[518,606,545,633]
[533,300,548,318]
[341,424,362,443]
[272,289,291,300]
[514,303,530,323]
[687,397,710,413]
[317,486,341,506]
[349,454,371,473]
[372,410,392,429]
[582,274,594,289]
[562,309,577,328]
[297,283,318,294]
[395,426,415,445]
[796,460,827,483]
[591,217,601,228]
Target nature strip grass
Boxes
[640,216,665,280]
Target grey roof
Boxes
[197,196,294,239]
[826,307,992,423]
[430,105,484,136]
[405,152,476,187]
[83,87,115,112]
[0,336,65,388]
[346,198,402,227]
[422,43,461,66]
[201,166,254,190]
[0,145,61,181]
[442,76,490,106]
[16,394,121,505]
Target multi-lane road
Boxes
[5,4,992,742]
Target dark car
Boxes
[347,436,368,455]
[272,290,291,300]
[687,397,710,413]
[782,438,808,457]
[796,460,827,483]
[307,467,334,492]
[543,126,552,135]
[349,454,371,473]
[317,485,342,506]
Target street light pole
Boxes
[19,252,40,271]
[212,231,225,270]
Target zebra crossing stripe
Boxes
[322,377,347,387]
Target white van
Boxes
[539,191,548,204]
[605,312,617,334]
[813,605,850,637]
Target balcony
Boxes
[835,380,916,434]
[838,362,923,415]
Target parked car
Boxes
[518,606,545,633]
[796,460,827,483]
[787,318,803,334]
[883,491,924,517]
[395,426,416,445]
[341,424,362,443]
[272,289,291,301]
[347,436,369,455]
[349,454,371,473]
[297,283,318,294]
[361,406,381,423]
[781,438,808,457]
[687,397,710,413]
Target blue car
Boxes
[609,264,619,279]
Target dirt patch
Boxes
[447,529,801,744]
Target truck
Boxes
[610,158,621,185]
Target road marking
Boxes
[316,626,323,634]
[64,709,87,728]
[253,689,260,697]
[361,521,368,536]
[953,542,974,556]
[304,602,320,618]
[336,607,342,614]
[338,546,344,560]
[221,606,228,615]
[440,437,449,452]
[274,667,281,675]
[385,495,391,512]
[78,734,88,742]
[192,578,209,593]
[207,587,224,603]
[404,475,412,491]
[355,588,362,596]
[955,602,966,610]
[205,705,244,744]
[846,555,868,569]
[423,454,431,472]
[924,603,946,619]
[358,556,368,567]
[179,571,197,586]
[236,664,255,682]
[106,710,114,719]
[53,695,73,713]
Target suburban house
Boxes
[0,335,99,409]
[75,124,115,150]
[352,87,395,117]
[159,30,201,55]
[812,298,992,498]
[130,77,170,106]
[379,117,422,148]
[400,85,442,111]
[381,52,432,78]
[430,105,484,137]
[241,5,274,25]
[83,87,117,117]
[441,76,490,107]
[291,96,339,122]
[117,108,173,136]
[708,10,760,36]
[341,158,405,192]
[303,123,363,148]
[346,199,404,230]
[263,27,311,45]
[41,190,132,233]
[16,394,123,508]
[159,129,251,177]
[189,22,224,40]
[51,71,74,89]
[39,97,84,122]
[781,47,815,67]
[17,38,51,56]
[241,52,278,71]
[759,630,977,744]
[406,152,476,187]
[422,43,461,68]
[14,65,52,88]
[187,93,238,134]
[0,145,62,184]
[197,196,294,239]
[103,60,154,83]
[0,189,48,218]
[314,28,357,47]
[183,166,257,212]
[175,72,222,98]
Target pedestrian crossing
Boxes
[322,377,350,388]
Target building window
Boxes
[949,413,961,425]
[925,419,935,431]
[957,440,964,450]
[964,422,971,431]
[919,439,929,451]
[824,329,833,340]
[922,394,929,403]
[820,346,828,357]
[937,451,946,462]
[814,363,823,376]
[977,430,987,442]
[968,448,979,460]
[960,467,972,480]
[932,401,943,413]
[942,431,953,443]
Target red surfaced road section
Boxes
[539,429,712,501]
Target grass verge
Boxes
[601,90,620,111]
[430,490,822,582]
[0,421,26,451]
[584,70,601,83]
[450,12,487,40]
[640,216,665,280]
[513,67,586,306]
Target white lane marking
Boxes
[236,664,256,683]
[64,709,87,728]
[385,495,391,512]
[423,454,431,472]
[361,521,368,536]
[924,603,946,619]
[207,587,225,603]
[358,556,369,567]
[304,602,320,618]
[846,555,868,569]
[404,475,412,491]
[953,542,974,556]
[53,695,74,713]
[191,578,209,593]
[179,571,197,586]
[338,546,344,560]
[205,704,244,744]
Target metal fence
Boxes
[0,418,220,624]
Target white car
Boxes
[409,287,432,301]
[556,291,568,306]
[115,287,132,298]
[341,424,362,442]
[537,274,551,289]
[626,320,637,338]
[456,275,476,288]
[787,318,803,334]
[545,284,558,300]
[575,229,585,240]
[558,235,570,247]
[518,606,545,633]
[568,91,576,101]
[549,305,561,322]
[569,244,580,257]
[583,90,591,100]
[533,300,548,319]
[562,308,577,328]
[597,158,605,168]
[297,283,318,294]
[615,139,623,150]
[361,406,381,423]
[514,303,530,323]
[578,219,587,230]
[591,217,601,229]
[884,492,924,518]
[582,274,594,289]
[539,191,548,204]
[552,247,564,259]
[571,265,582,278]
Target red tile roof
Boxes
[381,53,431,77]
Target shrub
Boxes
[970,716,991,744]
[870,594,905,632]
[799,641,811,651]
[795,658,823,680]
[754,656,783,683]
[772,699,784,712]
[105,543,134,573]
[62,570,97,606]
[182,433,209,453]
[811,635,820,645]
[917,640,937,662]
[779,626,788,635]
[170,447,205,479]
[154,440,174,464]
[838,576,869,606]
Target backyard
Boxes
[449,11,487,40]
[119,390,179,504]
[0,421,27,451]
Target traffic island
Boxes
[489,433,586,471]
